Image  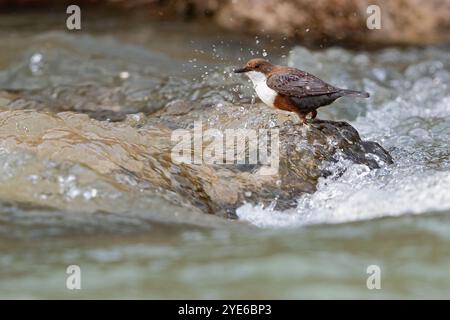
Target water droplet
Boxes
[83,188,98,200]
[29,53,44,75]
[119,71,130,79]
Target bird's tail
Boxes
[340,89,370,98]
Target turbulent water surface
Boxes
[0,13,449,298]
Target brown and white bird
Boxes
[234,58,369,124]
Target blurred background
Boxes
[0,0,449,299]
[1,0,449,47]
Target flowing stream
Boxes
[0,12,449,298]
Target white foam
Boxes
[237,164,450,228]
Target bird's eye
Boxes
[254,64,260,69]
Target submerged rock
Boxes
[0,98,392,218]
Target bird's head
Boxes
[234,58,274,76]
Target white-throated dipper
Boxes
[234,58,369,124]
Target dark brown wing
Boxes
[266,69,339,98]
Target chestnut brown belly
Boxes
[273,93,342,115]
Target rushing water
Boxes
[0,12,449,299]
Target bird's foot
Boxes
[297,110,318,125]
[298,117,313,126]
[298,118,308,126]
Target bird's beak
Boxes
[233,66,249,73]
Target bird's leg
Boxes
[297,113,307,125]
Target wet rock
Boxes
[0,100,392,217]
[152,101,393,212]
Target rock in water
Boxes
[0,100,392,218]
[151,101,393,215]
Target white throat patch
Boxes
[246,71,277,108]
